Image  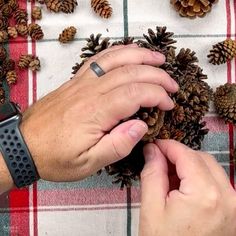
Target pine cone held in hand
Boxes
[208,39,236,65]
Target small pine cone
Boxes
[8,0,19,10]
[60,0,78,13]
[28,23,44,40]
[207,39,236,65]
[0,87,5,104]
[91,0,113,18]
[0,30,8,43]
[170,0,218,18]
[29,57,40,71]
[7,26,18,38]
[13,9,28,25]
[45,0,61,12]
[2,59,15,72]
[0,16,8,30]
[214,83,236,124]
[0,45,7,62]
[58,26,77,43]
[16,24,28,37]
[0,66,6,79]
[32,6,42,20]
[18,54,34,69]
[1,4,13,17]
[6,70,17,85]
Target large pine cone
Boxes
[72,27,212,188]
[208,39,236,65]
[58,26,77,43]
[91,0,112,18]
[170,0,218,18]
[214,83,236,124]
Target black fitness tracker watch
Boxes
[0,102,39,188]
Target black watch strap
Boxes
[0,115,39,188]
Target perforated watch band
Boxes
[0,114,39,188]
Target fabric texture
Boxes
[0,0,235,235]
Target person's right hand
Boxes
[139,140,236,236]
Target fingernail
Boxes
[144,145,155,162]
[128,122,147,141]
[152,51,166,61]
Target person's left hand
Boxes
[18,44,178,183]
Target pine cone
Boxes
[81,33,110,58]
[0,86,5,104]
[2,59,15,72]
[214,83,236,124]
[0,30,8,43]
[170,0,219,18]
[60,0,78,13]
[0,16,8,30]
[58,26,77,43]
[6,70,17,85]
[138,26,176,55]
[32,6,42,20]
[13,9,28,24]
[91,0,112,18]
[207,39,236,65]
[18,54,34,69]
[29,57,40,71]
[0,45,7,62]
[7,26,18,38]
[133,107,165,142]
[8,0,19,11]
[16,24,28,37]
[1,4,13,17]
[28,23,44,40]
[0,66,6,79]
[74,27,212,188]
[45,0,61,12]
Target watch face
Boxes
[0,102,18,121]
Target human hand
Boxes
[139,140,236,236]
[16,45,178,183]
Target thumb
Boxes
[141,143,169,213]
[85,119,148,172]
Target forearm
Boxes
[0,152,14,194]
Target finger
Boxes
[99,83,174,130]
[97,65,178,94]
[83,47,166,78]
[75,44,138,77]
[199,152,234,191]
[141,143,169,213]
[156,139,216,195]
[80,120,148,173]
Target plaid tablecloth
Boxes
[0,0,235,235]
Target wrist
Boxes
[0,152,14,194]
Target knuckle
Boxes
[121,65,139,77]
[202,186,220,210]
[102,51,115,61]
[126,83,140,99]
